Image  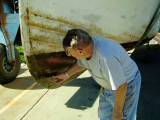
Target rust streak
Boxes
[28,11,140,43]
[0,14,14,61]
[8,42,14,62]
[28,22,66,34]
[26,7,32,49]
[0,1,14,61]
[30,37,60,44]
[1,14,10,42]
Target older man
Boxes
[53,29,141,120]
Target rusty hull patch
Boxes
[26,51,86,89]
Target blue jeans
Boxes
[98,71,141,120]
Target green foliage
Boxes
[16,46,26,63]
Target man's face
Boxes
[64,47,84,59]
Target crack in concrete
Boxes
[20,89,49,120]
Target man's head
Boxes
[63,29,93,59]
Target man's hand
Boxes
[53,73,68,85]
[113,109,126,120]
[52,62,85,86]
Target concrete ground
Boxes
[0,43,160,120]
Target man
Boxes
[53,29,141,120]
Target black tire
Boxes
[0,44,21,84]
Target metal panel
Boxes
[0,0,19,62]
[4,2,12,13]
[0,14,19,62]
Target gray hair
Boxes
[63,29,92,49]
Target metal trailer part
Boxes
[0,0,19,63]
[19,0,160,89]
[0,0,21,84]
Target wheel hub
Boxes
[2,57,15,73]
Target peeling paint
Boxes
[25,11,142,55]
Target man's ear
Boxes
[76,49,83,55]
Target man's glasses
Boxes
[65,50,71,56]
[65,48,76,57]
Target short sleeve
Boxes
[77,59,84,67]
[100,56,126,90]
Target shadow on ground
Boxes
[64,77,100,110]
[18,67,28,76]
[3,76,44,90]
[131,45,160,120]
[2,67,44,90]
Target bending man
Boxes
[53,29,141,120]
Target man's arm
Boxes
[113,82,127,120]
[66,61,85,77]
[53,61,85,84]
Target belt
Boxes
[100,87,104,93]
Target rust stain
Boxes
[1,14,9,41]
[26,8,32,49]
[26,52,84,89]
[123,32,140,42]
[0,0,14,62]
[29,22,66,34]
[30,43,63,55]
[7,42,14,62]
[24,9,142,56]
[27,10,140,45]
[0,13,14,61]
[37,56,75,65]
[30,35,58,44]
[29,11,103,36]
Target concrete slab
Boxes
[22,72,100,120]
[0,65,48,120]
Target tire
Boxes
[0,44,21,84]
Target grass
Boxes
[16,46,26,63]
